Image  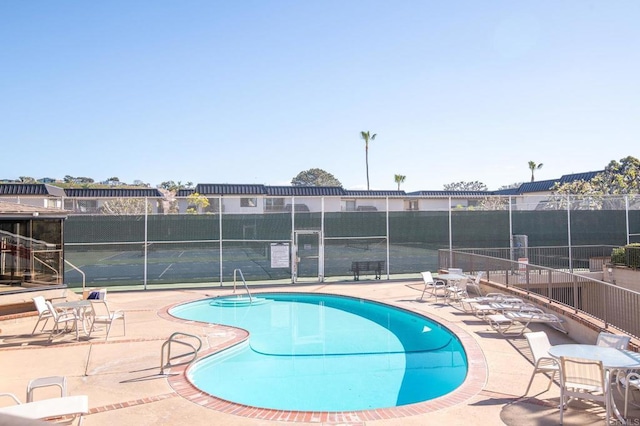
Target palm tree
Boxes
[394,174,406,190]
[528,161,543,182]
[360,131,377,190]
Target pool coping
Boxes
[158,291,488,422]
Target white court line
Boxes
[159,263,173,278]
[98,253,123,262]
[178,251,185,257]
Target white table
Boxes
[53,300,92,340]
[549,344,640,423]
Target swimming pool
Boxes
[170,293,468,412]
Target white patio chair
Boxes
[523,331,559,395]
[45,301,79,341]
[465,272,485,297]
[31,296,54,335]
[559,356,611,425]
[596,332,630,350]
[418,271,447,302]
[88,299,125,340]
[27,376,67,402]
[623,371,640,418]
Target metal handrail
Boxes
[64,259,86,292]
[33,256,59,281]
[160,332,202,375]
[233,268,252,303]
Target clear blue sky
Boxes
[2,1,638,191]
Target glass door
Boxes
[293,230,324,283]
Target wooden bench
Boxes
[350,261,385,281]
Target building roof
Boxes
[266,186,345,196]
[194,184,267,195]
[559,170,603,184]
[0,183,66,197]
[176,189,195,197]
[515,179,559,194]
[407,190,490,197]
[63,188,163,198]
[344,190,406,197]
[0,201,69,219]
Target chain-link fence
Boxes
[62,194,640,289]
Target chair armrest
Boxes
[0,393,22,405]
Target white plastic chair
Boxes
[523,331,560,395]
[27,376,67,402]
[596,332,630,350]
[88,299,125,340]
[559,356,611,425]
[31,296,54,335]
[45,301,79,341]
[623,371,640,418]
[465,272,485,297]
[419,271,446,301]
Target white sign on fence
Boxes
[270,243,290,268]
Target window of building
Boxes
[204,198,221,213]
[78,200,98,213]
[265,198,285,211]
[405,200,419,211]
[343,200,356,212]
[241,198,257,208]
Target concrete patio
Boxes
[1,279,638,425]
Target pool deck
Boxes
[1,279,638,425]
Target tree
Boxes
[443,181,488,191]
[18,176,36,183]
[549,155,640,209]
[528,161,543,182]
[186,192,210,214]
[159,181,189,192]
[394,174,406,190]
[291,168,342,187]
[100,198,151,215]
[360,131,376,190]
[498,182,524,190]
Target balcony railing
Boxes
[440,249,640,339]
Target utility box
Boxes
[513,234,528,260]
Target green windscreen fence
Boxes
[63,197,637,289]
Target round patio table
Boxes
[549,344,640,424]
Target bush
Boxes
[611,243,640,269]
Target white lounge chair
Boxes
[523,331,559,395]
[0,393,88,424]
[460,293,523,315]
[559,356,611,425]
[486,309,567,336]
[418,271,447,302]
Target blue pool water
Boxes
[170,293,467,412]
